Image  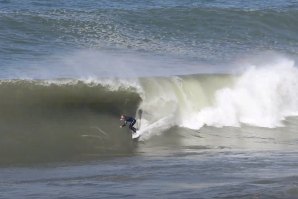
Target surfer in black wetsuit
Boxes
[120,114,137,133]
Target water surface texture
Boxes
[1,0,298,198]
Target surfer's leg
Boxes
[129,125,136,132]
[129,120,136,132]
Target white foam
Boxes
[182,57,298,129]
[137,56,298,140]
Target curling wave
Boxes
[0,57,297,164]
[0,79,141,165]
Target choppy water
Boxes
[1,0,298,198]
[1,0,298,70]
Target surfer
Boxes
[120,114,137,133]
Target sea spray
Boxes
[187,58,298,129]
[138,57,298,138]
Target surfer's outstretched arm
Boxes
[120,121,127,128]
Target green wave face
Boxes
[1,63,297,165]
[0,75,234,165]
[0,80,141,165]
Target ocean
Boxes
[1,0,298,198]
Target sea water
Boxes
[1,0,298,198]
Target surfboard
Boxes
[132,131,140,140]
[132,109,143,140]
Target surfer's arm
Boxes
[120,121,127,128]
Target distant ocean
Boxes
[1,1,298,198]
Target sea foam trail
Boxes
[138,57,298,139]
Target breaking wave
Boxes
[139,57,298,139]
[0,57,297,164]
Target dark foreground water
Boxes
[2,151,298,199]
[1,118,298,199]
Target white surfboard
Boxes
[132,109,143,140]
[132,131,141,139]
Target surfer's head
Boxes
[120,114,126,121]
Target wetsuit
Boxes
[121,116,137,133]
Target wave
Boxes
[190,59,298,128]
[139,57,298,139]
[0,79,141,165]
[0,57,297,164]
[136,58,298,139]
